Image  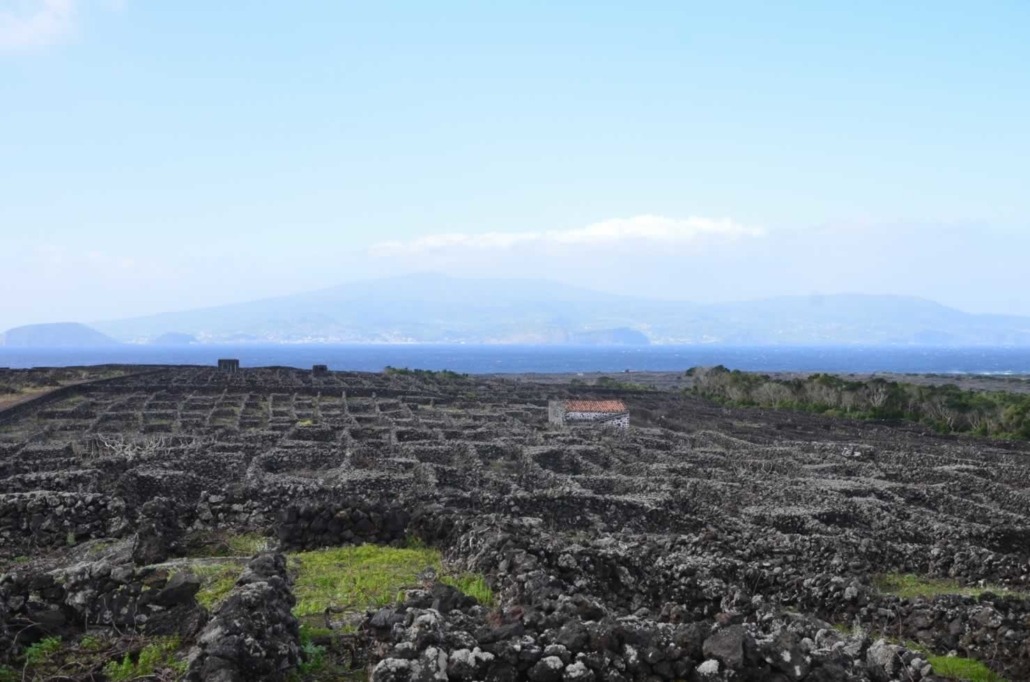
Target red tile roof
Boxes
[564,400,628,413]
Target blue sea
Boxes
[1,345,1030,375]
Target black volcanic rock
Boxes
[2,365,1029,681]
[186,552,300,681]
[131,496,182,565]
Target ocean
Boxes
[2,345,1030,375]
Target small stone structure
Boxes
[312,364,329,376]
[217,359,240,373]
[548,399,630,429]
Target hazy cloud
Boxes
[29,244,152,276]
[371,215,762,255]
[0,0,77,49]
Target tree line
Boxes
[689,366,1030,440]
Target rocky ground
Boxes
[1,365,1029,681]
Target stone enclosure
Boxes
[1,365,1030,680]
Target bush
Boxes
[24,637,62,666]
[690,368,1030,441]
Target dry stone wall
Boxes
[1,367,1030,679]
[185,552,300,682]
[1,557,207,647]
[0,491,127,549]
[275,503,413,550]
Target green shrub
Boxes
[78,634,109,652]
[690,368,1030,442]
[24,637,62,666]
[297,639,327,675]
[384,367,468,380]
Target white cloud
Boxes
[371,214,762,255]
[0,0,75,50]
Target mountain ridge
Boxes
[8,275,1026,346]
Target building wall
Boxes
[565,411,630,429]
[547,400,566,425]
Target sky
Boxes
[2,1,1029,330]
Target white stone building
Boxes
[548,399,630,429]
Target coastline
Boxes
[3,343,1030,376]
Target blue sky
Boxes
[2,1,1029,328]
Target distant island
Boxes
[0,322,119,348]
[5,274,1030,347]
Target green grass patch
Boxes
[928,654,1006,682]
[289,544,493,618]
[104,637,186,681]
[828,627,1008,682]
[904,642,1006,681]
[189,562,243,610]
[299,624,335,640]
[224,532,270,555]
[182,530,270,558]
[443,573,495,606]
[875,573,1023,600]
[13,634,187,682]
[290,544,438,617]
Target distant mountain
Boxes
[1,323,120,348]
[88,274,1030,346]
[570,328,651,346]
[93,274,668,344]
[685,294,1030,346]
